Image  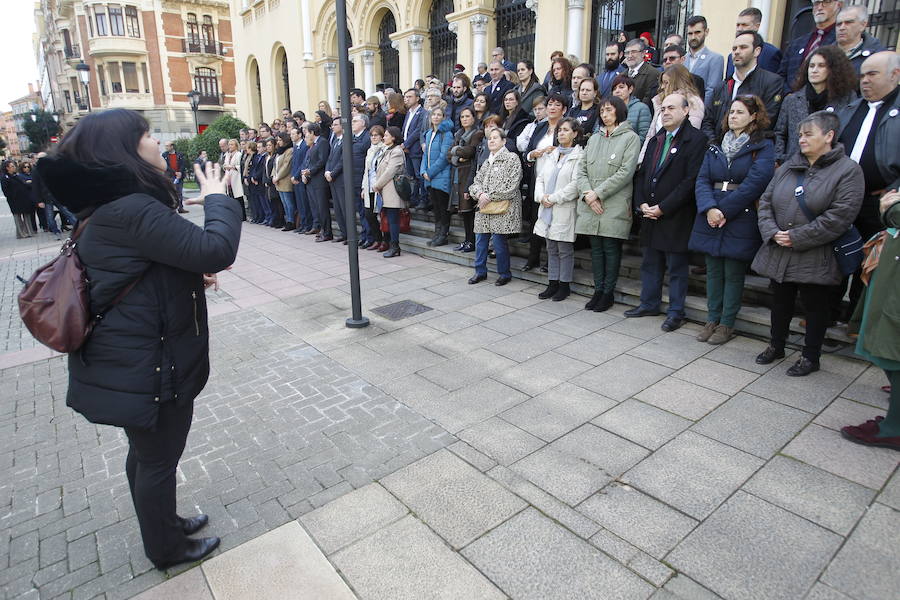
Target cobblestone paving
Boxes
[0,308,453,600]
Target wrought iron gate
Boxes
[430,0,457,81]
[378,12,400,87]
[495,0,535,66]
[657,0,694,42]
[589,0,624,72]
[867,0,899,50]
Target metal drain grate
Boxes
[371,300,433,321]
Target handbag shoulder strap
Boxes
[793,172,817,223]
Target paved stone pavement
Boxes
[1,198,898,599]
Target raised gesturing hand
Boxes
[187,161,228,205]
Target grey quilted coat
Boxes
[751,144,864,285]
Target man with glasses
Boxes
[835,4,885,73]
[684,15,724,105]
[661,45,706,100]
[491,47,515,73]
[778,0,843,92]
[702,31,783,141]
[623,39,658,107]
[726,7,783,78]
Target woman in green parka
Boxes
[575,95,640,312]
[842,190,900,452]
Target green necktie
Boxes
[658,132,673,169]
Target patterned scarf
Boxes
[721,130,749,164]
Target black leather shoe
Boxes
[755,346,785,365]
[468,274,487,284]
[521,262,537,272]
[181,514,209,536]
[154,537,220,570]
[660,316,683,332]
[495,276,512,286]
[786,357,819,377]
[624,306,661,318]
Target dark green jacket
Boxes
[850,202,900,362]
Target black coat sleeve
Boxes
[656,133,707,215]
[109,193,241,274]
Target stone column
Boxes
[362,50,375,95]
[408,34,425,84]
[324,62,337,109]
[566,0,585,59]
[470,15,488,70]
[301,0,313,60]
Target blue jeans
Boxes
[278,191,295,224]
[293,183,311,229]
[254,187,272,224]
[475,233,510,278]
[639,248,689,318]
[384,207,400,244]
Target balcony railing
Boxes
[197,93,223,106]
[181,39,223,55]
[64,43,81,59]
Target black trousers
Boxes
[365,194,383,243]
[311,186,332,236]
[431,188,450,234]
[769,280,833,361]
[124,399,193,565]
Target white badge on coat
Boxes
[670,147,677,155]
[890,109,899,118]
[700,54,706,60]
[610,153,616,159]
[862,50,872,57]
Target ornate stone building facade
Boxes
[231,0,898,124]
[35,0,238,140]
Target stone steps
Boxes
[386,210,853,344]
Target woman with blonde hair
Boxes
[223,138,246,220]
[639,64,705,160]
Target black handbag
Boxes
[393,173,414,202]
[793,173,864,276]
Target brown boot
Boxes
[696,322,718,342]
[707,325,735,345]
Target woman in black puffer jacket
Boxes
[38,109,241,570]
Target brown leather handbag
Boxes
[18,220,137,353]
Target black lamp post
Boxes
[75,61,91,112]
[187,89,201,134]
[336,0,369,329]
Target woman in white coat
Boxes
[223,138,245,218]
[533,118,584,302]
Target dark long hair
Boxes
[718,94,771,145]
[54,108,176,206]
[792,45,859,100]
[517,60,540,89]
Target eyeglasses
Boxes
[624,49,642,55]
[662,55,679,63]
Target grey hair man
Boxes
[836,4,886,72]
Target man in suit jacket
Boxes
[349,114,372,247]
[726,7,783,78]
[627,93,707,332]
[301,122,333,241]
[702,32,783,142]
[484,60,515,115]
[623,39,659,107]
[289,125,315,234]
[401,88,428,208]
[325,117,348,242]
[684,16,725,105]
[660,44,706,100]
[778,0,841,92]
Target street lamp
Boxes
[75,61,91,112]
[187,89,201,134]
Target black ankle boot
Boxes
[552,282,571,302]
[594,291,615,312]
[585,290,603,310]
[539,280,559,299]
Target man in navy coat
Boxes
[289,125,314,233]
[725,7,783,78]
[325,117,348,243]
[301,122,333,241]
[349,114,372,246]
[401,88,427,208]
[778,0,842,92]
[484,60,515,115]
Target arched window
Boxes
[589,0,623,72]
[429,0,456,82]
[281,53,290,109]
[201,15,216,53]
[194,67,220,105]
[495,0,535,66]
[186,13,200,52]
[378,12,399,88]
